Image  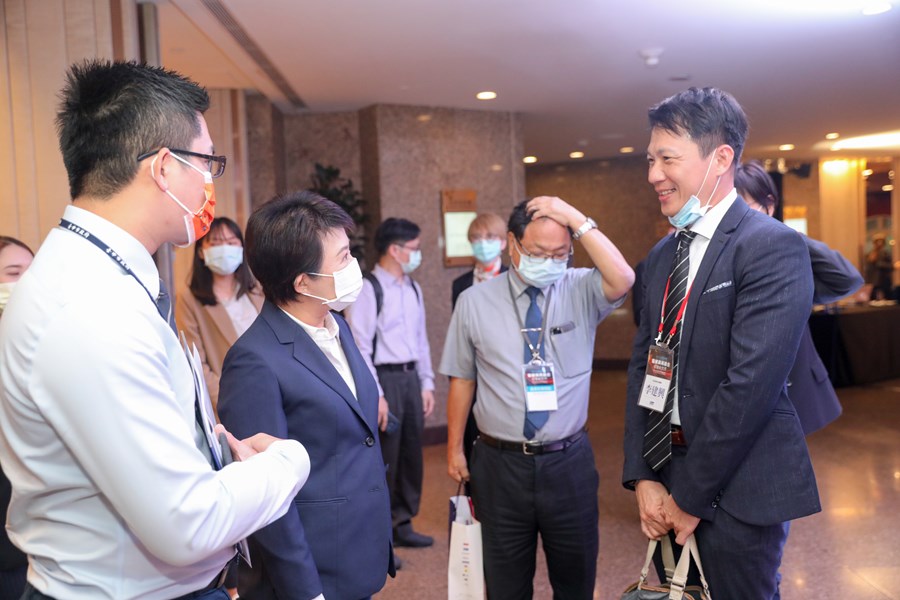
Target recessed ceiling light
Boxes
[490,164,503,172]
[825,132,840,140]
[416,114,432,122]
[523,156,537,164]
[476,91,497,100]
[779,144,795,151]
[831,130,900,150]
[883,184,895,192]
[619,146,635,154]
[569,151,585,159]
[862,169,874,177]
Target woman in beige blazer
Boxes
[176,217,264,412]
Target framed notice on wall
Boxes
[441,189,478,267]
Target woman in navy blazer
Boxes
[218,191,394,600]
[736,161,863,434]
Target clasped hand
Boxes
[635,480,701,545]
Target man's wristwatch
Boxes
[572,217,597,241]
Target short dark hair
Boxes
[246,191,354,305]
[374,218,420,257]
[56,60,210,200]
[188,217,257,306]
[0,236,34,257]
[648,87,748,165]
[507,199,573,241]
[736,160,779,212]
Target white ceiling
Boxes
[157,0,900,164]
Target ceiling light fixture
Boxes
[779,144,795,151]
[831,130,900,150]
[862,169,874,177]
[862,2,892,15]
[569,151,585,159]
[476,91,497,100]
[523,156,537,164]
[638,47,664,68]
[620,146,635,154]
[883,184,895,192]
[825,132,840,140]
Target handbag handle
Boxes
[637,536,677,586]
[668,535,712,600]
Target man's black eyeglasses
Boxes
[137,149,227,179]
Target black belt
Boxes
[376,361,417,372]
[478,427,587,456]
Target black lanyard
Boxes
[59,218,160,312]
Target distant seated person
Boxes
[736,160,863,434]
[451,212,508,307]
[0,235,34,598]
[175,216,264,412]
[217,191,395,600]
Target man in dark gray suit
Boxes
[623,87,820,598]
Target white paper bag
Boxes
[448,494,485,600]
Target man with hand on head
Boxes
[623,87,820,598]
[441,197,633,600]
[0,60,310,600]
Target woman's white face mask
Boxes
[303,257,364,311]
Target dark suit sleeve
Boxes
[673,226,814,520]
[805,236,864,304]
[623,252,660,487]
[451,272,471,310]
[219,343,323,600]
[631,261,646,328]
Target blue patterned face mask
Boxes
[668,154,720,230]
[471,239,502,264]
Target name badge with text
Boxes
[522,362,559,412]
[638,345,674,413]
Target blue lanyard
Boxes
[59,218,160,312]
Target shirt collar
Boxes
[281,308,340,342]
[62,205,160,297]
[685,187,738,241]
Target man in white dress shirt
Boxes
[0,60,311,600]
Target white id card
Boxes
[522,362,559,412]
[637,345,674,413]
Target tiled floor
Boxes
[376,371,900,600]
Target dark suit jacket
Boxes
[218,302,393,600]
[788,237,863,434]
[624,198,820,526]
[451,265,508,309]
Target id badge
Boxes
[522,362,559,412]
[637,345,674,413]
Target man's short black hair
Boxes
[374,218,420,257]
[56,60,210,200]
[507,199,573,241]
[648,87,748,164]
[246,190,354,306]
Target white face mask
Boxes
[402,249,422,274]
[512,239,568,289]
[203,245,244,276]
[0,281,16,314]
[303,257,364,311]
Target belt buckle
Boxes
[522,441,540,456]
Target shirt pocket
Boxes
[548,323,593,378]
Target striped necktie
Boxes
[643,230,697,471]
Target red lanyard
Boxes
[656,276,693,347]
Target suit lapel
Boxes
[679,199,749,365]
[262,303,371,431]
[336,315,377,436]
[648,234,679,338]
